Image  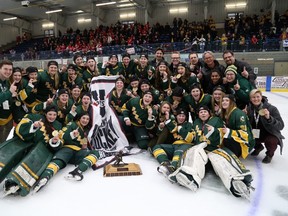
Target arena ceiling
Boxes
[0,0,221,22]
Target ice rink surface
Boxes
[1,92,288,216]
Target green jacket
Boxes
[166,120,195,144]
[62,121,90,151]
[222,107,255,159]
[36,70,61,102]
[0,79,13,125]
[109,88,132,115]
[15,113,63,151]
[122,97,156,126]
[227,74,255,109]
[184,93,212,121]
[193,116,224,151]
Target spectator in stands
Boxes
[149,47,165,68]
[246,89,285,164]
[0,60,17,143]
[221,33,228,52]
[222,50,256,87]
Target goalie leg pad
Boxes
[169,142,208,189]
[208,148,253,199]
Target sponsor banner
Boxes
[255,76,266,89]
[271,76,288,89]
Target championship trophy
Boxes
[103,151,142,177]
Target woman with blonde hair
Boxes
[246,89,285,163]
[211,85,225,117]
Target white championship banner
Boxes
[88,75,129,152]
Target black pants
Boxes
[0,120,13,144]
[222,138,242,158]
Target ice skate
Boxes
[65,168,83,181]
[157,161,174,178]
[2,181,20,198]
[33,177,49,193]
[232,180,250,201]
[176,171,198,192]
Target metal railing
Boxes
[1,39,286,61]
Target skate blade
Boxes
[2,186,20,198]
[33,178,48,194]
[65,174,82,181]
[176,173,198,192]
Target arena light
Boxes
[75,10,84,13]
[120,13,136,19]
[169,7,188,13]
[42,23,54,28]
[257,58,274,61]
[117,3,134,7]
[78,18,92,23]
[3,17,17,21]
[225,2,247,8]
[96,2,116,6]
[46,9,62,14]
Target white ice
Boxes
[1,92,288,216]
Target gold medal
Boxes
[116,107,122,113]
[258,109,265,116]
[15,101,21,106]
[81,137,88,145]
[176,74,181,79]
[52,131,59,137]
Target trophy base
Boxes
[103,163,142,177]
